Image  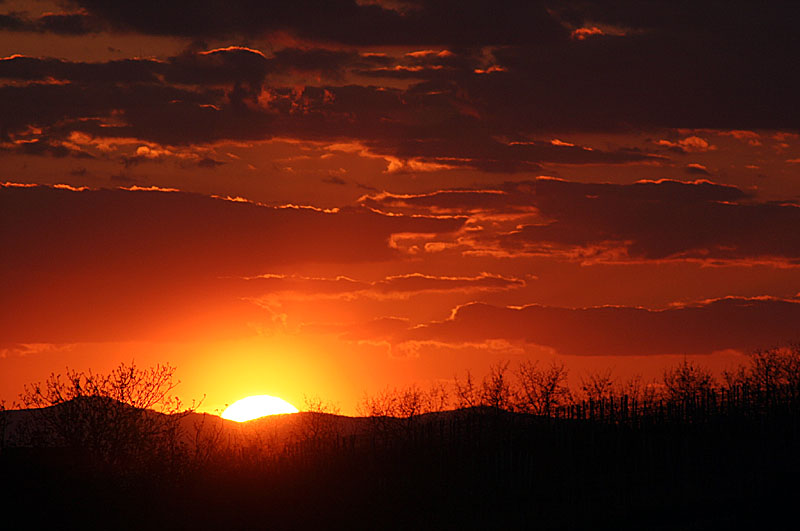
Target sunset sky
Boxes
[2,0,800,414]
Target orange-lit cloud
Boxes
[362,179,800,263]
[657,136,716,153]
[372,297,800,357]
[0,184,464,345]
[240,272,524,300]
[685,163,711,176]
[719,130,762,146]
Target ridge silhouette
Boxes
[2,351,799,530]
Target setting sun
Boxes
[221,395,299,422]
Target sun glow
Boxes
[221,395,299,422]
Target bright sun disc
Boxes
[221,395,299,422]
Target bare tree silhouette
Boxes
[662,358,715,402]
[295,395,342,445]
[516,360,571,415]
[454,370,480,409]
[17,362,194,471]
[579,369,615,402]
[479,361,516,411]
[746,345,800,393]
[359,382,452,442]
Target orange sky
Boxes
[2,1,800,414]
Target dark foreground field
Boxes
[2,395,799,531]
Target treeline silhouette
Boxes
[2,347,800,530]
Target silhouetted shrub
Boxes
[662,358,715,403]
[16,362,194,473]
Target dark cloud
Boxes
[322,175,347,186]
[196,156,224,168]
[0,40,761,174]
[36,12,101,35]
[388,297,800,356]
[120,153,155,168]
[360,188,537,215]
[51,2,791,131]
[373,137,660,171]
[0,53,355,147]
[237,272,523,297]
[353,50,485,81]
[270,48,363,79]
[164,47,270,94]
[240,274,369,295]
[0,12,29,31]
[363,179,800,262]
[13,138,92,158]
[0,55,164,83]
[475,28,800,132]
[364,178,746,213]
[373,273,524,293]
[685,163,711,176]
[0,47,355,88]
[551,1,799,35]
[0,11,101,34]
[497,180,800,261]
[67,0,568,45]
[0,184,463,344]
[0,184,463,275]
[264,83,658,170]
[3,1,799,162]
[2,52,656,168]
[0,75,215,142]
[70,0,396,41]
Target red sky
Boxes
[2,0,799,413]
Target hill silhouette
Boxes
[3,353,800,530]
[3,396,800,530]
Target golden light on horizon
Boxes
[221,395,299,422]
